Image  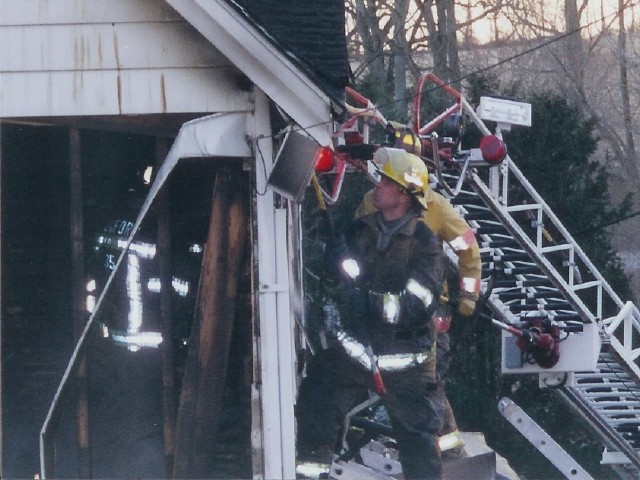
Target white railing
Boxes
[604,301,640,380]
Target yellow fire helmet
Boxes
[373,147,430,209]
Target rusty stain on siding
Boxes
[113,29,121,69]
[97,35,103,68]
[113,29,122,113]
[117,74,122,114]
[72,36,87,102]
[160,74,167,113]
[74,35,85,70]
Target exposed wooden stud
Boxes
[155,137,176,475]
[69,128,91,477]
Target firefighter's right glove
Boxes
[457,293,477,317]
[323,234,349,281]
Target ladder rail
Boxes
[463,96,620,311]
[467,155,640,386]
[466,170,598,324]
[461,96,640,368]
[447,171,640,468]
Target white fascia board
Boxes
[164,0,335,146]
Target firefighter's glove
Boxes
[434,303,453,333]
[323,234,349,281]
[401,287,437,329]
[401,294,430,329]
[457,294,477,317]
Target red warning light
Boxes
[314,146,335,173]
[480,135,508,165]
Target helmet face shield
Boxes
[366,159,382,185]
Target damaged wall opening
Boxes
[2,125,253,478]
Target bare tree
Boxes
[345,0,640,198]
[469,0,640,201]
[350,0,390,91]
[416,0,461,84]
[391,0,411,108]
[617,0,638,187]
[560,0,640,196]
[563,0,587,100]
[346,0,502,116]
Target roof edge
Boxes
[165,0,344,145]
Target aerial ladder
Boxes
[306,73,640,479]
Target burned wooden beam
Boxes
[173,164,249,478]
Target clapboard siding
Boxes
[1,23,233,71]
[0,0,180,26]
[0,68,252,116]
[0,0,252,117]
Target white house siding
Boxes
[0,0,253,118]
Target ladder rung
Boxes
[519,279,554,287]
[502,266,542,275]
[463,211,493,221]
[497,291,563,301]
[506,303,573,313]
[450,196,483,206]
[553,314,583,322]
[475,226,509,235]
[493,253,532,262]
[480,240,519,248]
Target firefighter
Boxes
[296,150,445,479]
[354,146,482,452]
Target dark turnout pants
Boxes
[296,346,445,479]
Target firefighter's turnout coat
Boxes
[299,211,446,479]
[356,187,481,315]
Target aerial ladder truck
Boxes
[298,73,640,480]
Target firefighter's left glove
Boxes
[323,234,349,281]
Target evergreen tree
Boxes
[506,92,633,302]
